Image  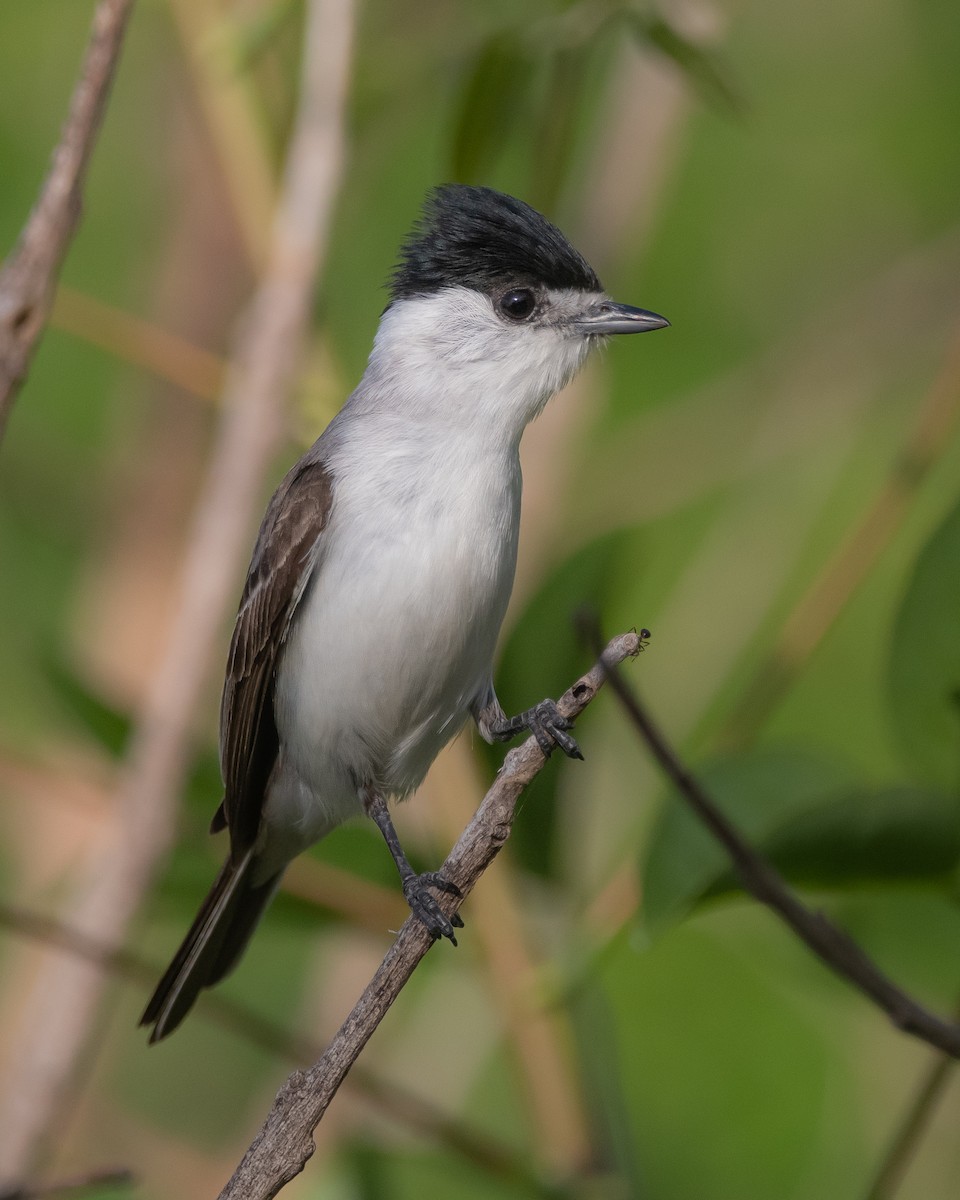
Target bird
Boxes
[141,184,668,1041]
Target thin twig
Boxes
[218,632,644,1200]
[586,625,960,1060]
[51,284,226,400]
[0,0,135,443]
[0,0,355,1179]
[862,1046,957,1200]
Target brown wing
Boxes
[216,455,333,858]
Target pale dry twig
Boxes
[0,0,135,443]
[0,0,356,1178]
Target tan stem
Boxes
[0,0,355,1180]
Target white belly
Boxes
[264,435,520,864]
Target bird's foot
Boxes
[505,699,583,760]
[402,872,464,945]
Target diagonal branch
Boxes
[51,284,226,400]
[588,626,960,1059]
[0,0,135,443]
[218,631,644,1200]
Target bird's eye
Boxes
[498,289,537,321]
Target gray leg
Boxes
[360,787,463,944]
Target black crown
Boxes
[391,185,602,302]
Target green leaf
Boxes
[888,496,960,791]
[630,13,744,116]
[45,650,225,821]
[710,785,960,896]
[44,653,131,757]
[641,749,856,932]
[584,923,833,1200]
[643,750,960,933]
[450,33,535,183]
[527,45,590,216]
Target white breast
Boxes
[269,418,520,850]
[261,284,589,870]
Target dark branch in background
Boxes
[0,0,135,443]
[0,905,558,1198]
[218,632,644,1200]
[580,620,960,1060]
[0,1167,133,1200]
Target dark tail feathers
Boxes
[140,849,280,1042]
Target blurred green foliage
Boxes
[2,0,960,1198]
[889,496,960,791]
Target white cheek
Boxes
[369,287,593,435]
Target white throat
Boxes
[356,286,595,449]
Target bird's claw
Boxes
[527,699,583,760]
[403,872,463,943]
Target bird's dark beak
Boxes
[572,300,670,336]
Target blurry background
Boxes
[2,0,960,1197]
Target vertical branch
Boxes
[0,0,355,1181]
[0,0,135,443]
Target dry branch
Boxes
[0,0,135,442]
[0,0,355,1179]
[592,632,960,1059]
[218,631,644,1200]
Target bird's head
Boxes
[369,185,668,439]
